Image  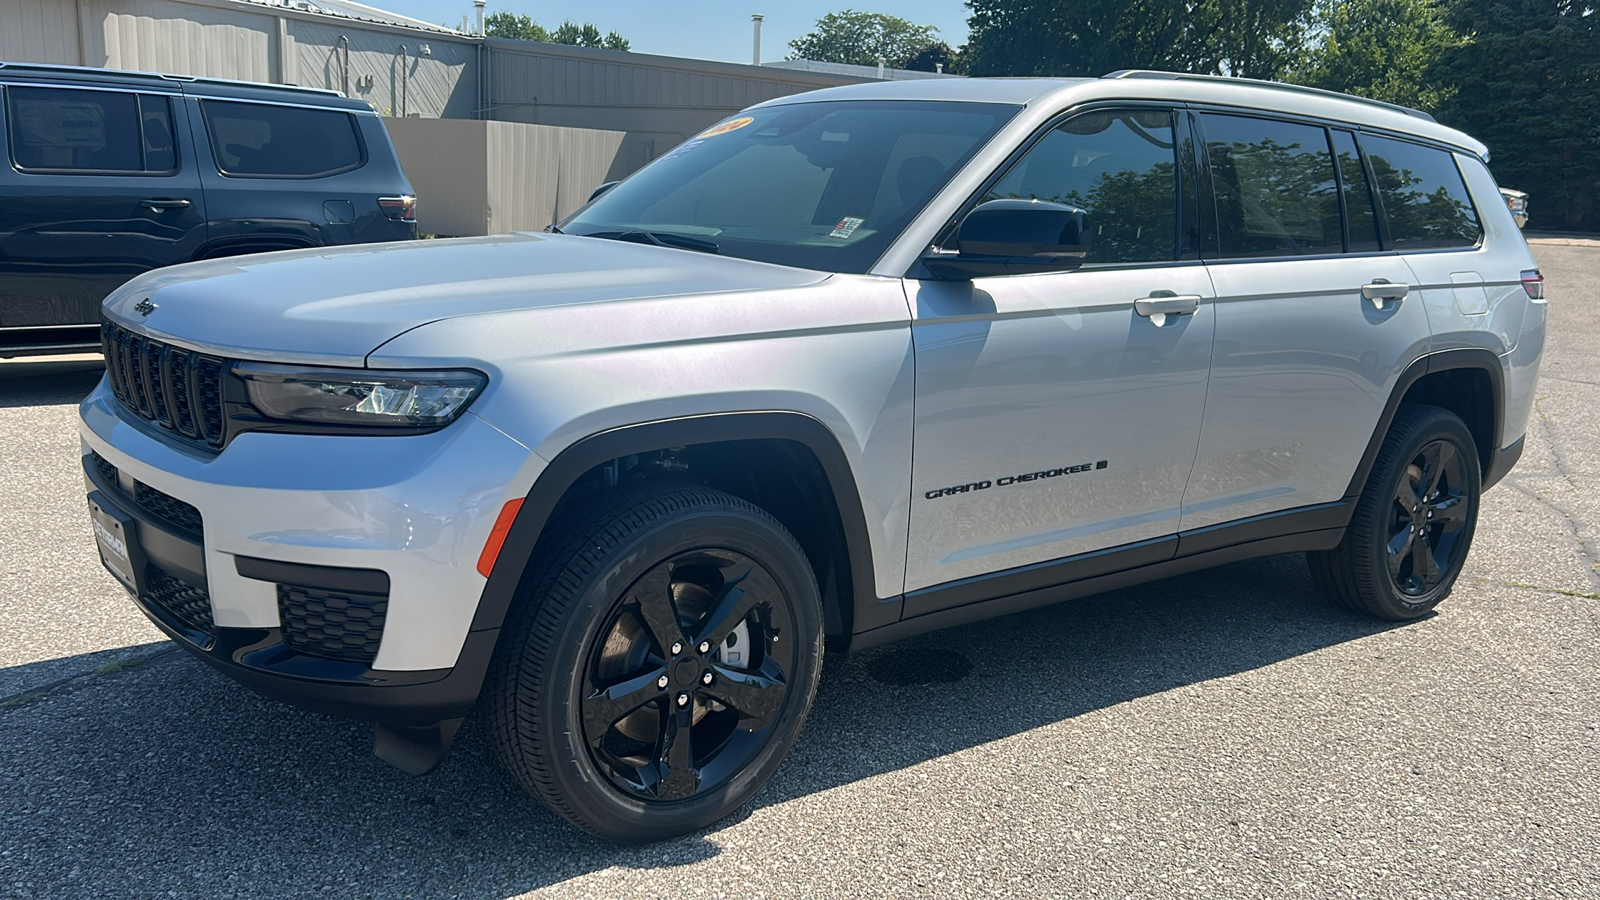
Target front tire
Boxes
[1308,405,1481,620]
[486,484,824,842]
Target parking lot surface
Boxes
[3,247,1598,899]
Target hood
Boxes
[104,233,830,366]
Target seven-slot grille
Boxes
[101,321,226,449]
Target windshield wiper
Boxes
[586,230,720,254]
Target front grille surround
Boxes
[102,321,226,450]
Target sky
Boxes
[371,1,973,64]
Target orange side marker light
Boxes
[477,498,525,578]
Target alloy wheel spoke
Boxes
[695,572,760,648]
[1428,492,1467,529]
[654,707,699,801]
[1421,441,1455,500]
[630,566,687,655]
[1412,528,1442,588]
[704,658,788,729]
[1386,526,1415,579]
[582,666,668,745]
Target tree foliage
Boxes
[962,0,1315,79]
[788,10,941,68]
[1290,0,1461,110]
[1430,0,1600,230]
[484,11,629,51]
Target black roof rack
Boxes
[1102,70,1437,123]
[0,61,347,99]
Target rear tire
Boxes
[485,483,824,842]
[1308,405,1481,620]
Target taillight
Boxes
[1521,269,1544,300]
[378,194,417,223]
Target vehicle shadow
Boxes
[0,554,1398,897]
[0,357,104,408]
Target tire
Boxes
[1308,404,1481,620]
[485,483,824,842]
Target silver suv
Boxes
[79,72,1546,841]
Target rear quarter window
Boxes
[201,100,364,178]
[1361,134,1481,250]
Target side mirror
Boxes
[924,198,1091,280]
[588,181,621,202]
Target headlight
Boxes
[233,363,486,428]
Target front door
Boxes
[0,85,207,328]
[904,107,1215,610]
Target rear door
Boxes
[903,107,1216,606]
[0,83,206,328]
[1180,112,1428,536]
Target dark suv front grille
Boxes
[102,321,226,450]
[278,584,389,665]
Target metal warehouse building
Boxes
[0,0,864,233]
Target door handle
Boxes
[1360,280,1409,308]
[1134,293,1202,318]
[140,198,192,211]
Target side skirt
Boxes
[849,502,1348,653]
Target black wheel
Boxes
[1308,405,1481,620]
[486,484,824,842]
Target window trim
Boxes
[923,100,1194,274]
[1192,109,1348,262]
[199,98,368,180]
[1354,130,1484,254]
[3,85,180,177]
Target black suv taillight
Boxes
[378,195,417,222]
[1521,269,1544,300]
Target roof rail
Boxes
[1102,70,1437,123]
[0,61,346,99]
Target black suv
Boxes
[0,62,415,357]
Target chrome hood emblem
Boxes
[133,298,157,316]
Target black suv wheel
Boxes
[486,484,824,842]
[1308,404,1481,620]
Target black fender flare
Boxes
[1343,347,1508,500]
[467,411,889,641]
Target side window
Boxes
[1200,113,1341,258]
[201,100,364,177]
[1361,134,1481,250]
[6,87,159,174]
[984,109,1178,265]
[1331,130,1380,252]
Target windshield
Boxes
[561,100,1021,274]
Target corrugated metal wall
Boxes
[385,118,626,236]
[93,0,276,83]
[290,20,474,119]
[0,0,81,65]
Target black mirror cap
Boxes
[925,199,1091,280]
[958,198,1091,259]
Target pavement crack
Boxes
[0,646,179,713]
[1503,395,1600,588]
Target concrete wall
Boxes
[385,118,625,236]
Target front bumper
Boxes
[80,375,538,724]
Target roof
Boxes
[232,0,465,35]
[753,71,1488,158]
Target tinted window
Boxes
[1331,130,1380,252]
[1362,134,1480,249]
[984,109,1178,265]
[1202,114,1341,258]
[6,87,163,173]
[202,100,363,177]
[563,101,1018,275]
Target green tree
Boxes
[962,0,1313,79]
[1290,0,1461,110]
[485,12,629,51]
[788,10,941,67]
[1430,0,1600,230]
[901,41,960,73]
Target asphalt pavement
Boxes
[2,247,1598,898]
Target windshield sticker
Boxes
[829,216,865,239]
[696,117,754,139]
[659,139,703,162]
